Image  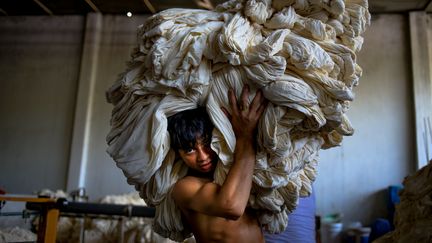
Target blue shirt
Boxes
[264,189,316,243]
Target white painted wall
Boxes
[315,14,416,225]
[0,13,421,227]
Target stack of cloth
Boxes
[0,227,36,242]
[36,191,176,243]
[106,0,370,241]
[375,162,432,243]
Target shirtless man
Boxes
[167,86,267,243]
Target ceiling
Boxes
[1,0,431,16]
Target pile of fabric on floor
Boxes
[106,0,370,241]
[53,192,161,243]
[374,162,432,243]
[0,227,36,242]
[34,191,180,243]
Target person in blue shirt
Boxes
[264,189,316,243]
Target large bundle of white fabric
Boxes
[106,0,370,241]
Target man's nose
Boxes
[197,146,209,161]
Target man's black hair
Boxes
[167,107,214,151]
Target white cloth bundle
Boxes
[106,0,370,241]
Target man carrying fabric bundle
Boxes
[167,86,267,243]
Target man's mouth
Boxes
[200,161,212,170]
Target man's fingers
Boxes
[221,107,232,121]
[239,85,249,112]
[256,100,268,117]
[228,89,239,114]
[229,85,266,117]
[250,89,264,112]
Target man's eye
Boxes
[185,149,196,154]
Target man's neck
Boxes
[187,169,214,180]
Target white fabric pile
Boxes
[375,162,432,243]
[0,227,36,242]
[106,0,370,241]
[53,192,181,243]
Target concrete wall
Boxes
[0,13,419,226]
[0,16,84,193]
[315,14,416,225]
[83,15,150,200]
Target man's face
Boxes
[178,139,217,173]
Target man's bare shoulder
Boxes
[172,176,212,204]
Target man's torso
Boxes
[176,176,264,243]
